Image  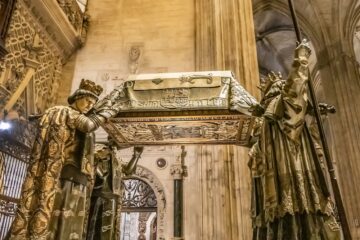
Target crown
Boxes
[79,79,103,96]
[259,71,283,93]
[68,79,103,104]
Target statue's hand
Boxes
[249,104,265,117]
[108,83,127,102]
[319,102,336,115]
[295,39,311,58]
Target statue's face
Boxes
[75,96,97,114]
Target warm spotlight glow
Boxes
[0,121,11,130]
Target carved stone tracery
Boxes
[0,1,63,116]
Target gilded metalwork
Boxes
[105,115,253,146]
[100,71,257,146]
[249,41,341,239]
[0,199,17,216]
[7,79,121,240]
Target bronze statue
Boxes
[8,79,120,240]
[249,40,341,239]
[86,144,143,240]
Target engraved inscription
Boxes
[160,88,190,109]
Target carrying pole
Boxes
[287,1,352,239]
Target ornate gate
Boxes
[0,126,33,239]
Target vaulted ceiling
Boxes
[252,0,360,79]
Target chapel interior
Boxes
[0,0,360,239]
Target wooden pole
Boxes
[287,1,352,239]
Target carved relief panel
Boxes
[0,1,63,116]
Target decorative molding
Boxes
[21,0,83,60]
[170,164,185,180]
[105,114,254,146]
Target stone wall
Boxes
[69,0,195,94]
[68,1,198,239]
[67,0,260,239]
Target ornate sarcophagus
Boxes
[100,71,258,146]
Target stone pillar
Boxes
[195,145,251,240]
[170,146,187,240]
[317,47,360,238]
[195,0,259,239]
[195,0,260,98]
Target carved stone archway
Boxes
[126,165,166,240]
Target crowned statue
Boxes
[8,79,121,240]
[248,40,341,239]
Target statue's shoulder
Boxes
[40,106,79,127]
[44,105,77,115]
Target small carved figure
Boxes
[86,144,144,240]
[8,79,120,240]
[249,40,341,239]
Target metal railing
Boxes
[0,130,31,239]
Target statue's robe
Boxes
[249,46,341,240]
[8,106,96,240]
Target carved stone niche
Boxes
[0,0,16,59]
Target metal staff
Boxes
[287,0,352,239]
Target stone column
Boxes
[170,146,187,240]
[195,145,252,240]
[195,0,260,98]
[317,46,360,237]
[195,0,259,239]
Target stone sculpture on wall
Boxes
[128,46,141,74]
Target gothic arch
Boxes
[342,1,360,51]
[252,3,320,79]
[344,4,360,64]
[252,0,325,51]
[125,165,166,240]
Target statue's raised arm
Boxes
[258,40,312,141]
